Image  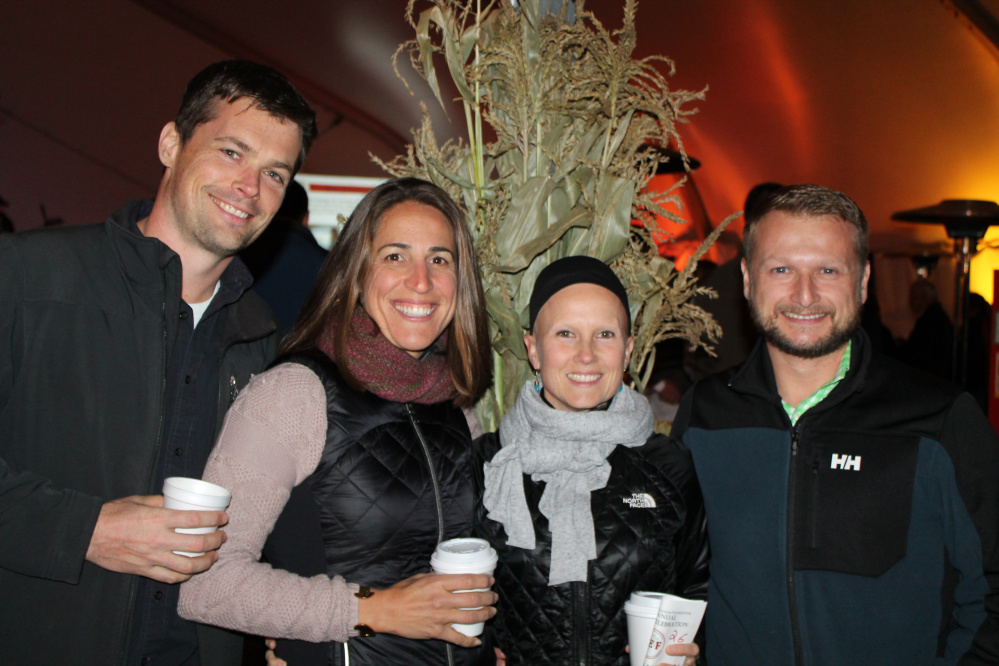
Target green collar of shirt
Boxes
[781,340,852,425]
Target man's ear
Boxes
[158,122,181,169]
[742,258,751,300]
[860,260,871,304]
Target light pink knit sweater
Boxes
[178,363,361,642]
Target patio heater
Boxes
[892,199,999,386]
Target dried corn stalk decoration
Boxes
[378,0,733,430]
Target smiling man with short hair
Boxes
[0,60,316,665]
[672,184,999,665]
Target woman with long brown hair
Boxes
[180,178,496,665]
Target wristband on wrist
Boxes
[353,586,375,636]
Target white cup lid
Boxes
[163,477,231,509]
[628,591,668,608]
[431,538,497,572]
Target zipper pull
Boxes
[791,427,800,456]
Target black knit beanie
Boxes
[528,256,631,332]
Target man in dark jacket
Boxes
[672,184,999,665]
[241,179,327,331]
[0,60,316,665]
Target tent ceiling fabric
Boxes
[2,0,997,253]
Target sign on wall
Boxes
[294,174,387,249]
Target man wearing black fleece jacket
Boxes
[672,184,999,665]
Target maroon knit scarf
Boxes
[316,307,457,404]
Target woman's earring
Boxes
[533,370,541,393]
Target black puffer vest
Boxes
[474,432,709,666]
[263,349,492,666]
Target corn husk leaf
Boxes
[384,0,724,427]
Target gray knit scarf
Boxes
[482,379,653,585]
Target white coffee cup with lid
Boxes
[624,591,668,666]
[430,538,498,637]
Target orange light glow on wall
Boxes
[971,244,999,304]
[637,173,719,271]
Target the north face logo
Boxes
[623,493,656,508]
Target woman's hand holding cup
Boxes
[357,572,497,647]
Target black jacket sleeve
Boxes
[0,236,103,583]
[941,393,999,665]
[667,436,710,603]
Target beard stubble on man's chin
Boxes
[749,299,862,360]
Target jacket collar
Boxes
[106,199,256,299]
[104,199,274,342]
[728,328,872,413]
[106,199,173,271]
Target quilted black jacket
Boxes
[262,349,493,666]
[474,432,709,666]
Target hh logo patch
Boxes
[623,492,656,509]
[830,454,861,471]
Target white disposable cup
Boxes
[430,538,498,637]
[624,592,668,666]
[162,477,231,557]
